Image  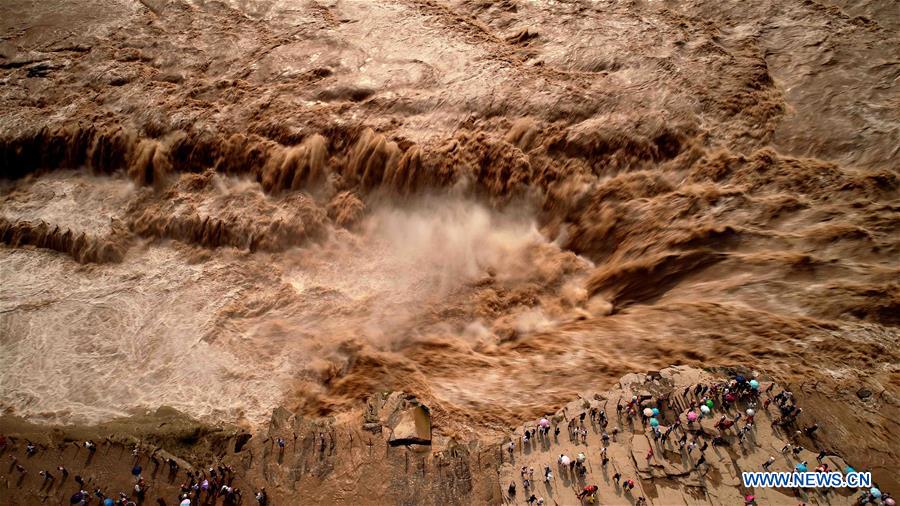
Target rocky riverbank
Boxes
[2,366,895,505]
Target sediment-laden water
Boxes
[1,0,897,446]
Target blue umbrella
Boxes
[651,408,660,417]
[749,379,759,389]
[735,375,746,383]
[649,418,659,427]
[132,464,142,476]
[870,488,882,498]
[795,463,808,472]
[104,499,115,506]
[844,466,855,474]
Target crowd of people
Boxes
[501,373,894,505]
[2,372,895,505]
[1,436,272,505]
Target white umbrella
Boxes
[560,455,571,466]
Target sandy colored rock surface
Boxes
[1,367,894,504]
[496,367,878,505]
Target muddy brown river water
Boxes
[1,0,898,450]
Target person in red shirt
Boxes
[576,484,599,500]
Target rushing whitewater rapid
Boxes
[0,171,581,427]
[1,0,898,454]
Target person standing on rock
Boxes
[613,472,621,486]
[739,425,752,444]
[576,484,599,500]
[763,456,776,470]
[134,478,147,500]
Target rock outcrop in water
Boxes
[0,217,127,263]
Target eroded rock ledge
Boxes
[0,366,893,505]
